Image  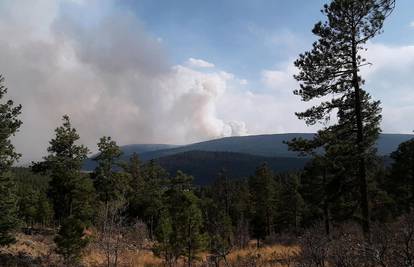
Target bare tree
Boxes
[298,224,330,267]
[96,200,127,267]
[234,218,249,249]
[390,212,414,267]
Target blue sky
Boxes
[0,0,413,161]
[121,0,414,83]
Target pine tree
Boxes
[127,159,167,239]
[211,169,232,217]
[93,136,129,204]
[277,173,304,235]
[0,173,19,246]
[35,115,95,264]
[14,167,53,228]
[124,153,142,193]
[232,179,251,248]
[36,115,93,221]
[54,217,89,266]
[299,154,357,236]
[0,75,22,246]
[386,138,414,214]
[177,192,205,267]
[35,193,53,227]
[17,184,38,228]
[204,205,233,265]
[163,172,206,267]
[153,209,175,266]
[248,163,279,245]
[289,0,395,237]
[202,172,235,264]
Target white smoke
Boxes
[0,0,248,162]
[0,0,411,164]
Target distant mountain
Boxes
[138,133,413,160]
[139,133,314,161]
[83,144,179,171]
[118,144,180,155]
[154,151,309,185]
[376,134,414,155]
[82,133,414,183]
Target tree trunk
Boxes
[188,218,192,267]
[322,168,330,237]
[351,33,370,240]
[411,154,414,210]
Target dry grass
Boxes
[226,242,300,267]
[83,248,162,267]
[1,233,298,267]
[0,232,60,266]
[2,233,54,258]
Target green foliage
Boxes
[0,172,19,246]
[206,170,234,256]
[126,158,167,239]
[34,115,94,263]
[54,217,89,266]
[387,139,414,214]
[299,156,356,234]
[154,171,206,266]
[153,210,175,265]
[203,202,233,259]
[14,168,53,227]
[69,173,96,223]
[171,190,206,265]
[93,136,130,204]
[288,0,394,236]
[0,76,22,172]
[248,163,279,241]
[123,153,142,189]
[0,75,22,247]
[35,193,54,226]
[17,185,37,226]
[35,115,93,222]
[277,173,304,234]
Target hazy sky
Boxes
[0,0,413,163]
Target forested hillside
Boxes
[83,133,413,184]
[155,151,309,184]
[2,0,414,266]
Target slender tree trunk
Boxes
[294,202,298,236]
[105,200,111,267]
[411,155,414,210]
[322,168,330,237]
[225,174,230,216]
[223,256,230,267]
[266,211,270,237]
[114,235,120,267]
[188,218,192,267]
[149,215,154,240]
[351,33,371,239]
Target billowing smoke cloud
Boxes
[0,0,248,162]
[0,0,412,163]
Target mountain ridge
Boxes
[138,133,413,160]
[83,133,414,178]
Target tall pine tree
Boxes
[248,163,279,244]
[93,136,130,204]
[277,173,304,235]
[163,171,205,267]
[289,0,394,237]
[35,115,95,264]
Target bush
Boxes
[54,217,89,266]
